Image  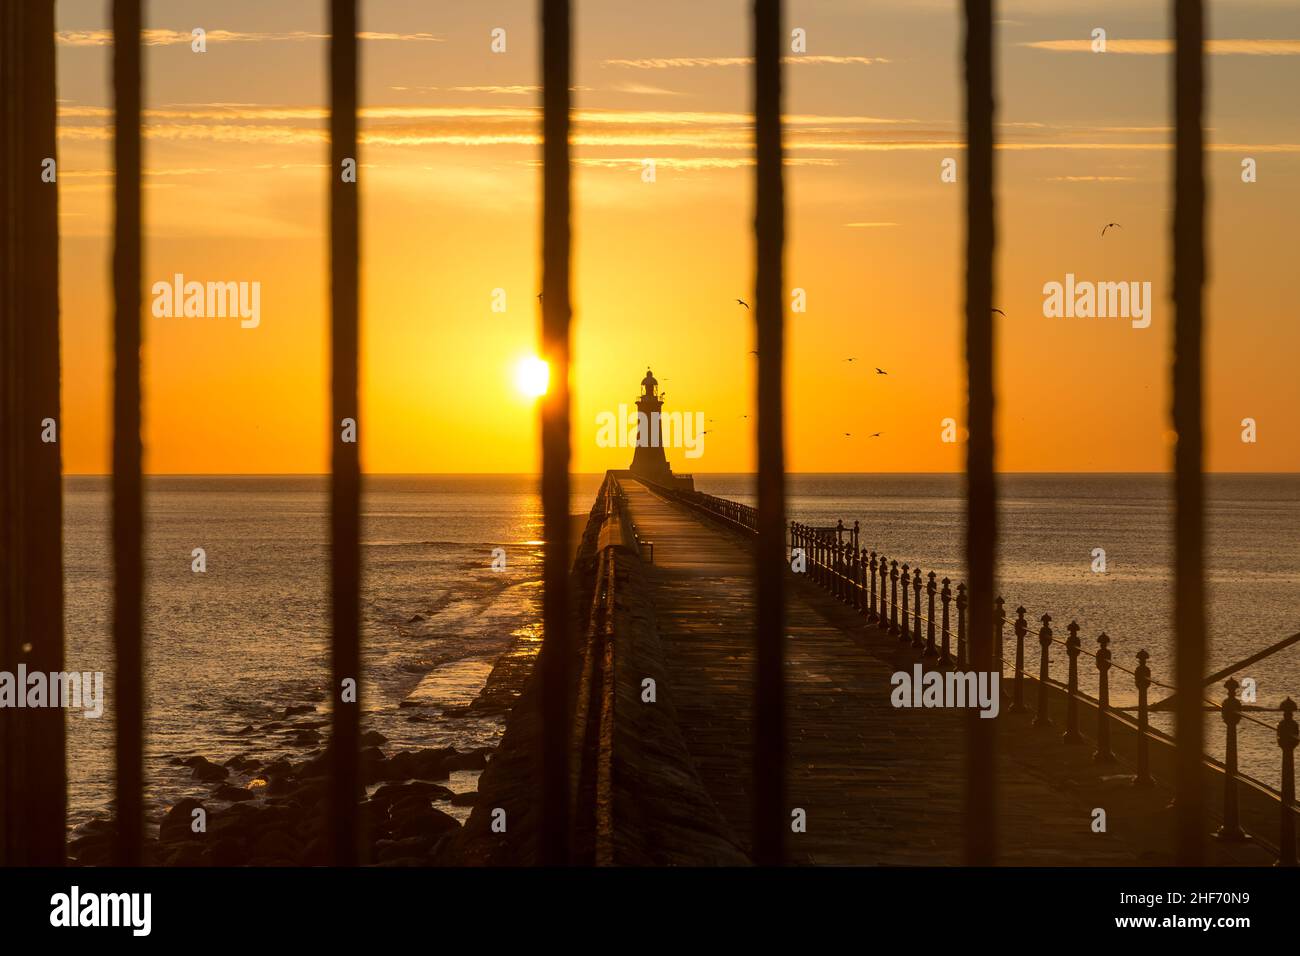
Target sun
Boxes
[513,355,550,398]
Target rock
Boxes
[234,724,256,736]
[252,829,300,861]
[392,806,460,841]
[206,837,246,867]
[290,728,321,746]
[442,749,489,772]
[281,704,315,719]
[449,791,478,807]
[160,798,205,843]
[375,836,433,863]
[360,730,387,747]
[190,757,227,783]
[165,842,207,866]
[407,614,425,624]
[74,841,113,866]
[213,784,256,803]
[370,781,455,806]
[388,795,433,820]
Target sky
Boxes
[53,0,1300,474]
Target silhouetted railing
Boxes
[650,482,1299,865]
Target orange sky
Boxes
[54,0,1300,474]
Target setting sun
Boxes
[514,355,550,399]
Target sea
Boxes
[62,473,1299,827]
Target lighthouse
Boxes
[628,368,693,490]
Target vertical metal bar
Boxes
[962,0,997,866]
[111,0,144,868]
[0,0,65,866]
[1171,0,1207,867]
[329,0,362,866]
[539,0,573,866]
[752,0,786,866]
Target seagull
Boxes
[844,357,857,363]
[536,293,543,301]
[736,298,750,309]
[992,308,1006,316]
[844,432,852,437]
[875,367,888,375]
[869,432,882,438]
[1101,222,1122,237]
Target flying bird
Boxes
[749,350,759,355]
[844,432,852,437]
[1101,222,1122,237]
[844,357,857,363]
[875,367,888,375]
[870,432,882,438]
[992,308,1006,316]
[736,298,750,309]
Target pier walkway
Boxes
[620,480,1141,864]
[613,478,1280,865]
[451,473,1287,866]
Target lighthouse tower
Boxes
[629,368,675,485]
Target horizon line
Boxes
[61,470,1300,478]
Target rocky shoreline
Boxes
[69,721,492,866]
[68,636,540,866]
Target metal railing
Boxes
[655,481,1299,865]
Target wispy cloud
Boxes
[53,101,1300,156]
[1044,175,1138,183]
[1024,38,1300,55]
[57,29,442,47]
[610,82,686,96]
[604,55,887,69]
[572,157,838,170]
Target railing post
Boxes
[1277,697,1297,866]
[994,596,1006,686]
[789,520,795,565]
[1062,620,1082,744]
[889,560,900,637]
[900,564,911,643]
[1033,613,1053,727]
[1215,678,1245,841]
[940,578,953,665]
[956,583,968,667]
[868,551,878,622]
[1009,606,1027,713]
[911,568,924,649]
[1094,632,1115,762]
[835,520,845,600]
[926,572,938,659]
[879,556,889,626]
[852,547,862,611]
[1134,649,1154,786]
